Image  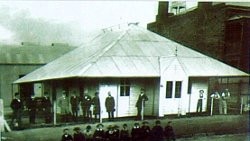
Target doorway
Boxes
[99,85,118,119]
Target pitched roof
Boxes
[14,25,248,83]
[0,44,75,64]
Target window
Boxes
[166,81,173,98]
[120,79,130,96]
[175,81,182,98]
[166,81,182,98]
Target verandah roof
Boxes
[14,25,248,83]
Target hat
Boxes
[96,123,103,128]
[63,128,69,132]
[113,125,119,129]
[134,122,139,126]
[107,125,113,130]
[142,121,149,124]
[74,127,81,131]
[14,92,19,96]
[86,125,91,130]
[155,120,161,124]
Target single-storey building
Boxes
[0,43,74,112]
[14,24,248,122]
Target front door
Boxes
[99,85,118,119]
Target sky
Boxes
[1,1,249,46]
[0,1,161,45]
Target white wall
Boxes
[159,58,189,117]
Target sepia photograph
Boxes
[0,1,249,141]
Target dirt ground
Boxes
[178,133,249,141]
[1,114,249,141]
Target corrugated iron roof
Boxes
[14,25,248,83]
[0,45,75,64]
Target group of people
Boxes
[58,91,116,123]
[196,88,230,115]
[58,91,95,123]
[10,92,52,128]
[59,88,148,123]
[10,87,149,128]
[210,88,230,115]
[27,93,52,124]
[61,120,175,141]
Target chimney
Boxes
[156,1,171,21]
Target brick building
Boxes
[148,2,250,73]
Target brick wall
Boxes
[148,2,250,73]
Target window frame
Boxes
[165,81,182,99]
[120,79,130,96]
[174,81,182,98]
[166,81,173,98]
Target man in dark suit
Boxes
[70,91,79,122]
[28,96,36,124]
[92,92,101,122]
[105,91,115,121]
[81,94,92,122]
[10,92,23,128]
[43,92,52,123]
[136,88,148,120]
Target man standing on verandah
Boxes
[105,91,115,121]
[136,88,148,120]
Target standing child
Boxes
[93,124,105,141]
[120,124,130,141]
[150,120,164,141]
[113,125,120,141]
[131,122,141,141]
[164,121,176,141]
[84,125,93,141]
[61,128,73,141]
[106,125,115,141]
[73,127,86,141]
[141,121,150,141]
